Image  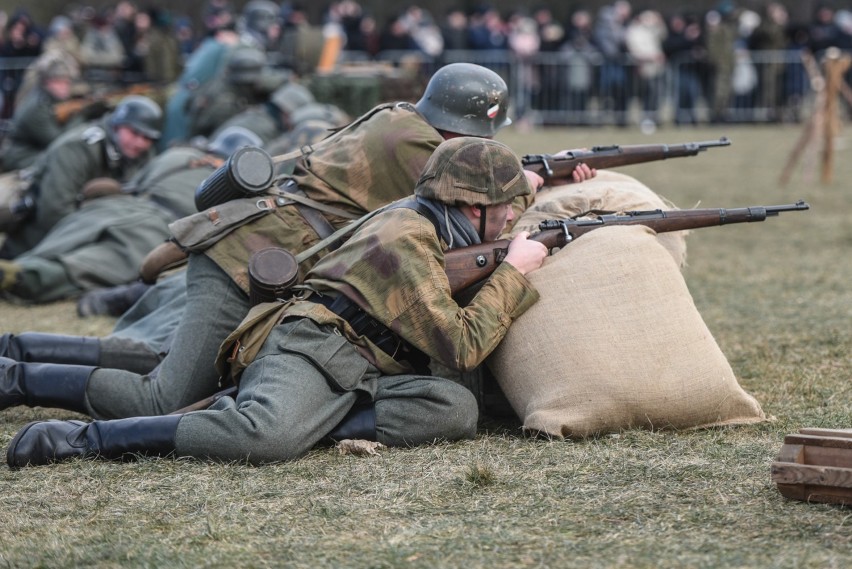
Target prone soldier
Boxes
[0,63,593,423]
[0,96,162,259]
[5,136,547,467]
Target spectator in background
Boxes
[79,11,126,78]
[440,9,468,51]
[174,18,197,60]
[531,6,565,115]
[560,8,598,124]
[592,0,632,126]
[401,6,444,60]
[1,10,43,119]
[507,11,540,130]
[750,2,789,122]
[145,9,182,84]
[663,12,706,126]
[467,6,507,51]
[625,9,667,130]
[704,4,738,124]
[379,11,417,53]
[808,4,843,55]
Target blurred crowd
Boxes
[2,0,852,125]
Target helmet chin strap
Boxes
[477,205,487,241]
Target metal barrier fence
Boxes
[0,49,823,126]
[351,48,819,127]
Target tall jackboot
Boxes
[0,332,100,365]
[6,414,182,468]
[327,403,377,441]
[0,357,93,413]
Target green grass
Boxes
[1,124,850,568]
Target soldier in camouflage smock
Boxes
[0,96,161,259]
[0,64,574,427]
[5,137,548,468]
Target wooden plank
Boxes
[770,462,852,488]
[799,428,852,439]
[775,443,804,464]
[783,433,852,450]
[804,445,852,468]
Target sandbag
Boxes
[511,169,688,268]
[488,225,766,438]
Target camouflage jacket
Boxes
[285,207,540,375]
[204,102,445,292]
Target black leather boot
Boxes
[7,414,182,468]
[0,357,93,413]
[0,333,100,365]
[327,403,377,441]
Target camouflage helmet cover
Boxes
[414,137,529,206]
[415,63,512,137]
[109,95,163,140]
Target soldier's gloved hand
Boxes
[503,231,547,276]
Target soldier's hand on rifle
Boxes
[523,170,545,192]
[571,162,597,183]
[503,231,547,276]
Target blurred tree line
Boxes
[0,0,825,36]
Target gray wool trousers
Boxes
[85,254,251,418]
[174,317,479,464]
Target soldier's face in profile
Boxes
[44,77,72,101]
[481,202,515,241]
[115,125,155,159]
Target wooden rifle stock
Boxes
[522,137,731,185]
[444,200,810,294]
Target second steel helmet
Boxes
[109,95,163,140]
[414,137,529,206]
[415,63,512,137]
[207,126,264,157]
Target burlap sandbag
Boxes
[511,170,688,268]
[488,225,766,438]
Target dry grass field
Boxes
[0,124,850,568]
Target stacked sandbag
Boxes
[488,173,766,437]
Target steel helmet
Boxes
[290,103,349,128]
[415,63,512,137]
[109,95,162,140]
[414,137,529,206]
[270,82,315,115]
[207,126,264,157]
[226,47,267,85]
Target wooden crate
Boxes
[771,428,852,506]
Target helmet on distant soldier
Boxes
[226,47,267,85]
[39,59,74,83]
[290,103,349,128]
[242,0,279,35]
[109,95,163,140]
[415,63,512,137]
[269,82,315,116]
[207,126,264,157]
[414,137,529,206]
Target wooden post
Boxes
[820,48,851,184]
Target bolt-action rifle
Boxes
[522,137,731,185]
[445,200,810,294]
[177,200,810,414]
